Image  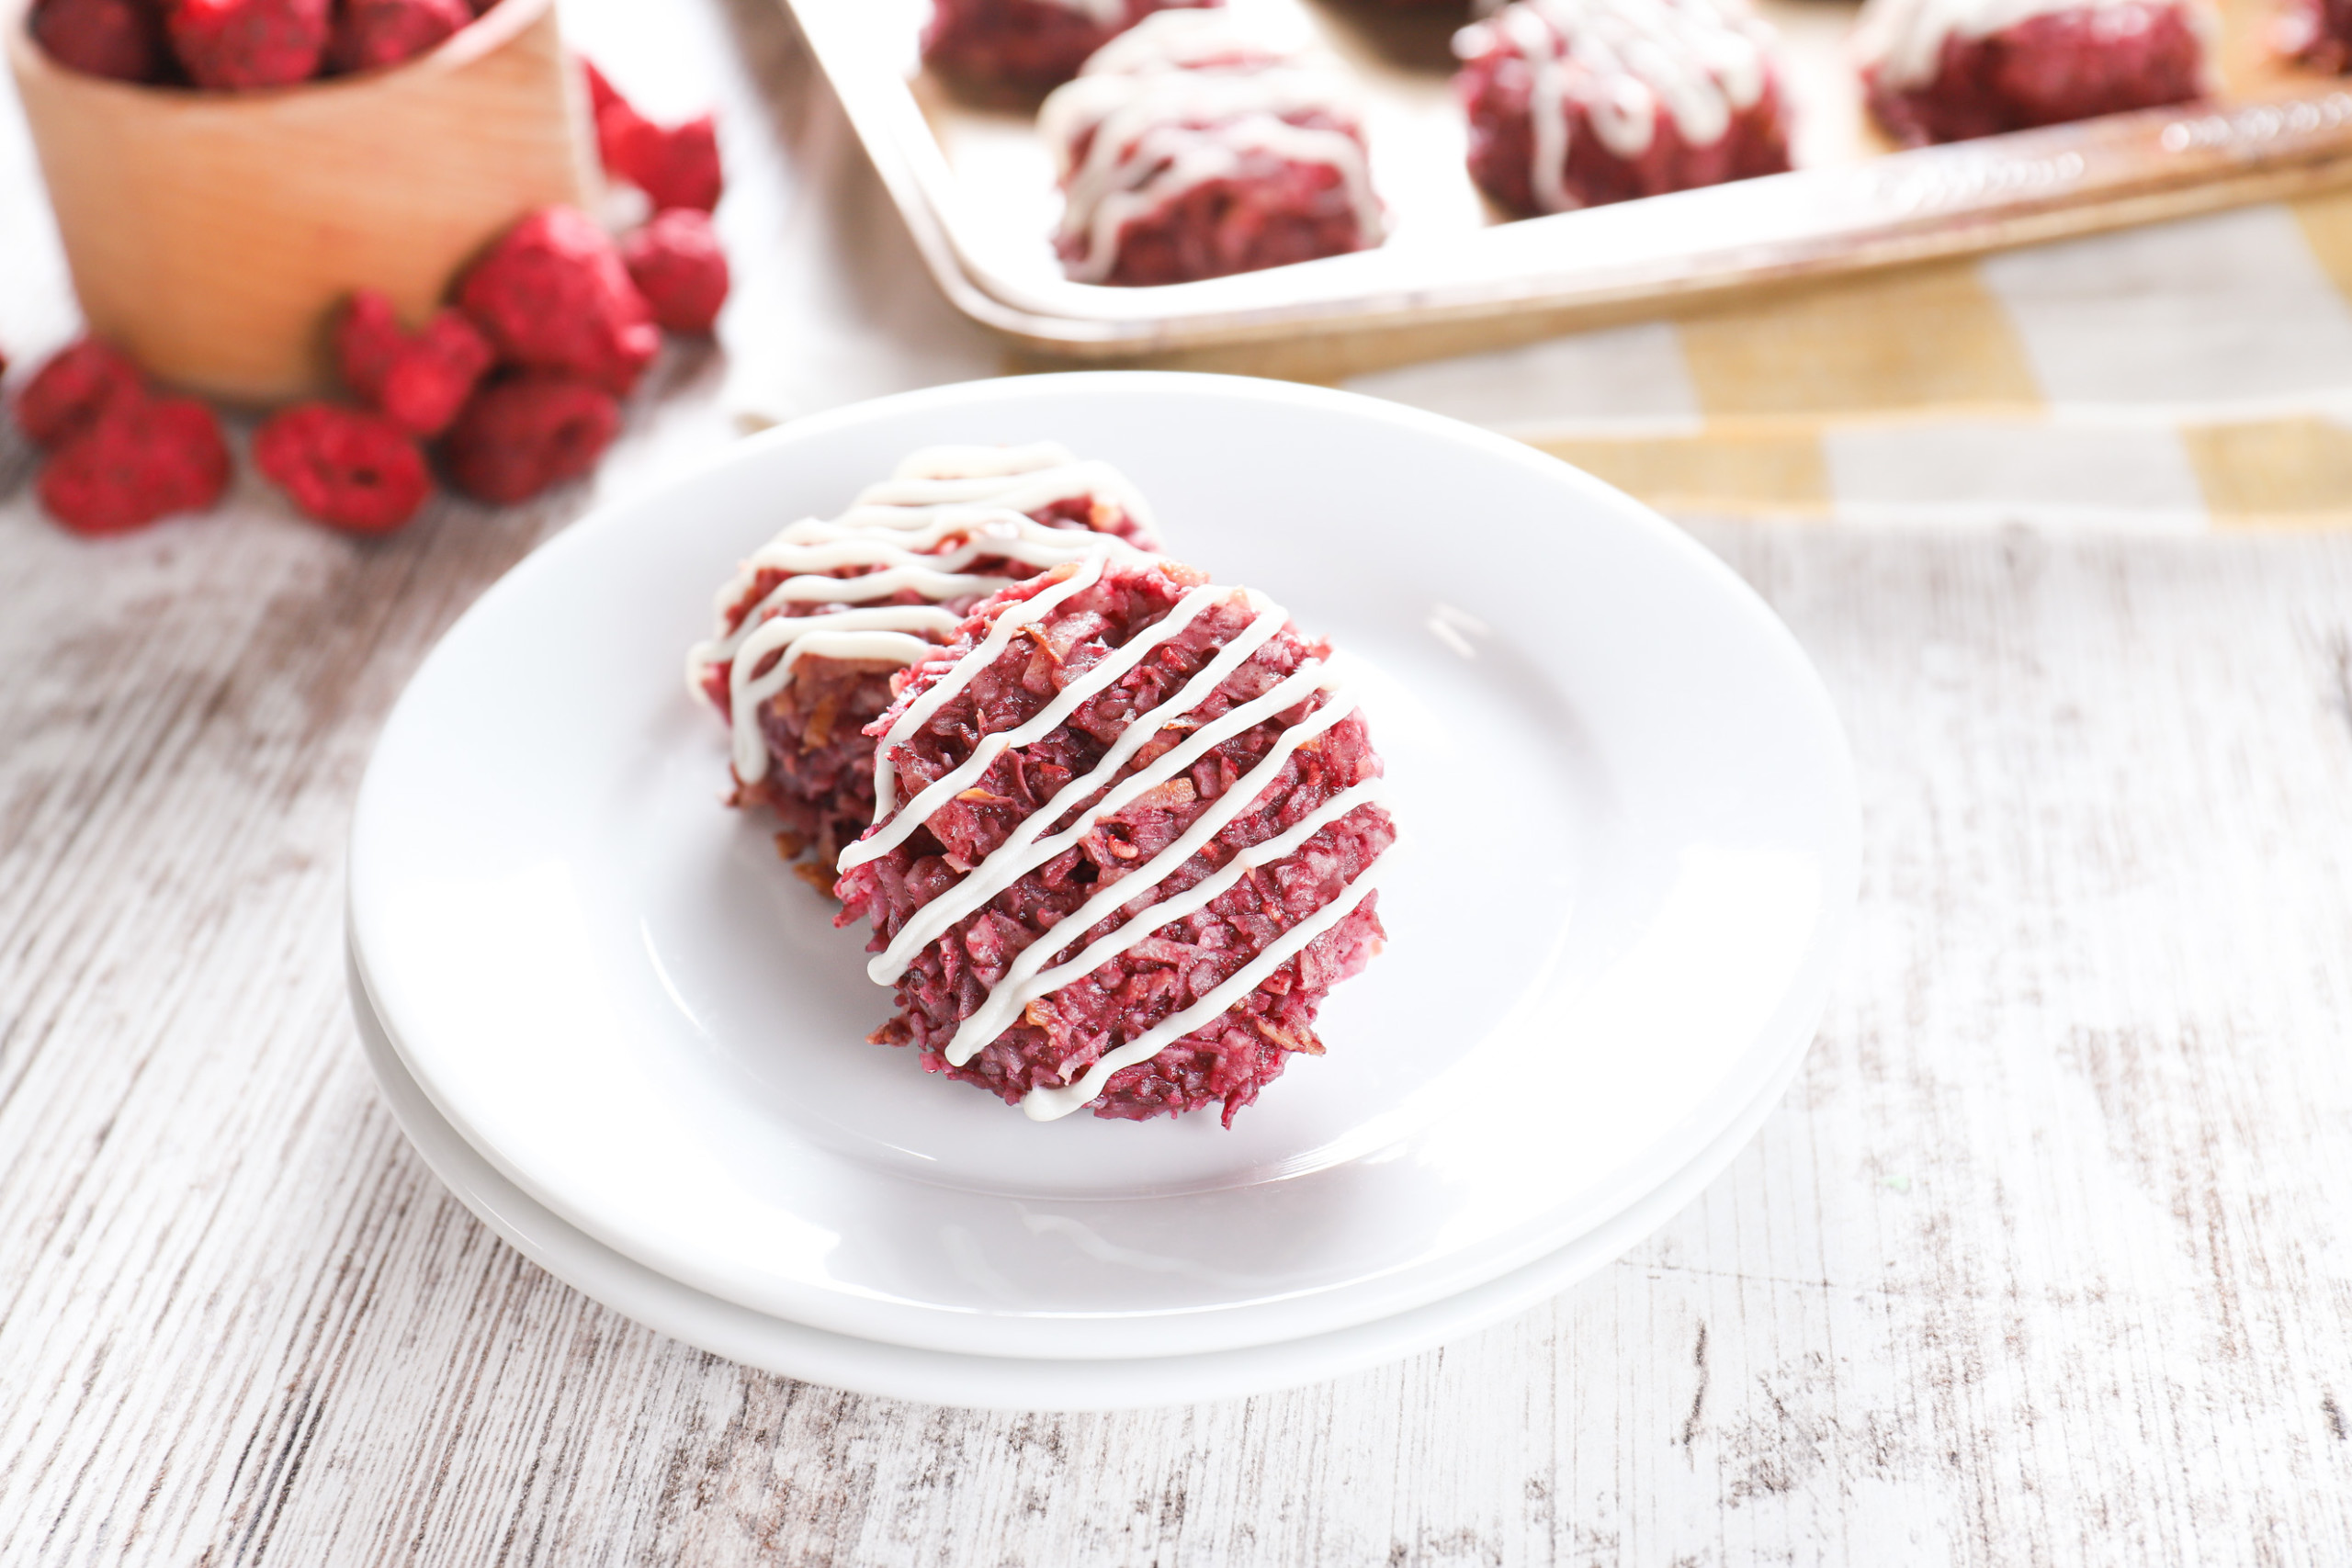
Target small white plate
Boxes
[353,944,1811,1409]
[348,372,1856,1362]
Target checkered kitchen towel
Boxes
[1346,189,2352,530]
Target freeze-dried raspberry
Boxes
[325,0,466,73]
[443,373,618,504]
[254,402,432,533]
[604,112,723,213]
[17,338,146,449]
[582,56,623,117]
[332,291,403,399]
[455,207,659,396]
[32,0,166,82]
[620,209,729,334]
[38,395,230,536]
[165,0,329,89]
[333,291,494,436]
[379,315,493,434]
[582,58,723,212]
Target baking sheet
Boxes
[785,0,2352,364]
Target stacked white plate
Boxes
[347,374,1858,1410]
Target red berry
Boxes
[581,60,723,212]
[455,207,659,396]
[38,394,230,536]
[31,0,166,82]
[383,313,495,434]
[582,56,622,117]
[593,96,652,179]
[254,402,433,533]
[583,59,653,175]
[443,373,618,505]
[333,290,494,436]
[621,209,729,334]
[17,338,146,449]
[333,291,404,400]
[164,0,330,88]
[325,0,466,73]
[604,112,723,214]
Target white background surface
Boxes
[5,0,2352,1561]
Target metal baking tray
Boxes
[783,0,2352,367]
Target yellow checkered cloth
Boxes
[1346,190,2352,530]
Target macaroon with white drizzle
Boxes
[921,0,1224,92]
[689,442,1159,868]
[1453,0,1789,214]
[1039,10,1385,286]
[1851,0,2211,145]
[834,553,1396,1126]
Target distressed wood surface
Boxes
[6,2,2352,1564]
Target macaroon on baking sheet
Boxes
[782,0,2352,361]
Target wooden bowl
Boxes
[6,0,596,403]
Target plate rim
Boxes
[351,940,1815,1410]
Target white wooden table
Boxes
[6,2,2352,1562]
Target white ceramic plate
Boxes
[353,944,1812,1409]
[347,372,1857,1362]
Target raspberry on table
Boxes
[582,57,629,125]
[620,209,729,334]
[38,395,231,536]
[333,291,495,437]
[254,402,434,534]
[17,338,148,450]
[164,0,331,89]
[31,0,167,82]
[325,0,467,73]
[333,292,405,405]
[455,207,660,397]
[582,60,724,213]
[442,373,619,505]
[604,112,722,214]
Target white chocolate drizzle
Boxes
[1034,0,1129,27]
[1456,0,1776,212]
[860,553,1116,820]
[685,443,1154,785]
[944,740,1385,1066]
[847,573,1386,1122]
[1852,0,2213,92]
[1040,11,1385,284]
[851,596,1300,970]
[1019,850,1386,1121]
[844,581,1246,876]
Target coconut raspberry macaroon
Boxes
[833,555,1396,1126]
[1453,0,1791,216]
[689,445,1160,873]
[2286,0,2352,72]
[923,0,1223,91]
[1854,0,2211,147]
[1039,12,1386,285]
